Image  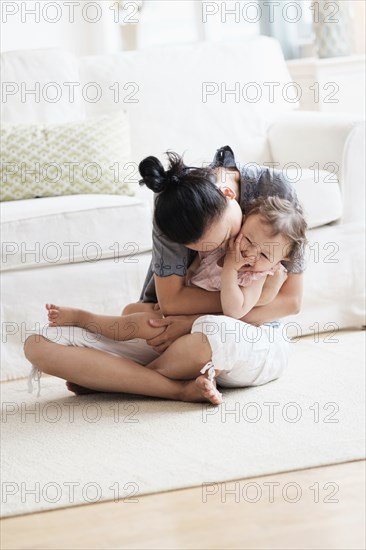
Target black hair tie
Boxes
[170,175,180,184]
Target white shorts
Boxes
[191,315,290,388]
[36,325,160,365]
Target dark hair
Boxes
[139,152,227,244]
[246,196,308,263]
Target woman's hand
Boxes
[146,315,196,354]
[256,265,288,306]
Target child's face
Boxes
[237,213,290,272]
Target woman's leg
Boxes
[23,335,220,403]
[64,325,222,400]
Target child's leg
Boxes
[146,333,219,379]
[145,332,223,404]
[46,304,165,342]
[121,302,159,315]
[23,334,220,404]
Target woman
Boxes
[24,146,305,404]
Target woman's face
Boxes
[186,196,243,252]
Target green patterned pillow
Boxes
[0,112,134,201]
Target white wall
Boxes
[1,0,363,57]
[137,1,259,49]
[1,0,260,56]
[1,0,122,55]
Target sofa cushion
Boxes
[1,49,84,125]
[79,36,297,166]
[1,194,152,272]
[1,112,132,202]
[289,169,343,228]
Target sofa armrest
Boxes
[267,112,365,224]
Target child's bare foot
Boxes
[46,303,81,327]
[66,381,101,395]
[181,376,223,405]
[195,375,223,405]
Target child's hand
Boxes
[223,238,248,272]
[234,215,246,246]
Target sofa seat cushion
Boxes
[1,194,153,272]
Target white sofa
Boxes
[1,37,365,380]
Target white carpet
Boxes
[1,330,365,517]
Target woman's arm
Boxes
[147,273,303,351]
[155,271,303,321]
[255,265,288,306]
[155,274,222,316]
[240,273,304,326]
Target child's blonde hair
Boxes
[245,196,308,263]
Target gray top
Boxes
[140,146,305,303]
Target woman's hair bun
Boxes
[139,156,167,193]
[139,152,186,193]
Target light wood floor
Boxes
[1,460,364,550]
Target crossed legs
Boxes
[23,331,222,404]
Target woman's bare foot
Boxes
[46,303,81,327]
[66,381,101,395]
